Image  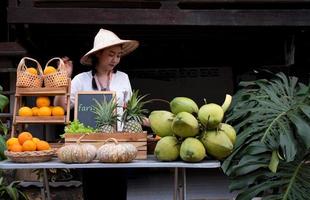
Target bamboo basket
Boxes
[16,57,43,88]
[43,57,68,87]
[4,149,56,163]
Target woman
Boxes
[55,29,138,123]
[54,28,139,200]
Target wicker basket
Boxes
[16,57,43,88]
[43,57,68,88]
[4,149,56,163]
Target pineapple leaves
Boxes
[222,72,310,199]
[122,90,152,133]
[91,97,118,132]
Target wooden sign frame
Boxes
[74,91,116,129]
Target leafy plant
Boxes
[0,85,9,160]
[61,120,94,138]
[222,72,310,199]
[0,176,28,200]
[0,85,8,112]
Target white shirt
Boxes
[70,70,132,131]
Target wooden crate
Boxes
[64,132,147,160]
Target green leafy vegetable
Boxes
[63,120,94,134]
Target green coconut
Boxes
[198,103,224,129]
[154,136,180,161]
[180,137,206,162]
[172,112,199,138]
[219,123,237,145]
[149,111,174,137]
[200,130,233,160]
[221,94,232,113]
[170,97,199,114]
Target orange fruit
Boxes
[32,107,39,116]
[36,97,50,108]
[52,106,65,116]
[38,106,52,116]
[36,141,51,151]
[18,132,33,145]
[6,138,19,150]
[32,137,40,144]
[18,107,33,116]
[22,140,36,151]
[44,66,57,75]
[26,67,38,75]
[10,143,23,152]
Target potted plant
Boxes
[222,72,310,199]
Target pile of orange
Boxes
[18,96,65,117]
[26,67,38,75]
[6,131,51,152]
[43,66,57,75]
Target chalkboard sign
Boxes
[74,91,116,128]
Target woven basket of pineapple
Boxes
[43,57,68,88]
[16,57,43,88]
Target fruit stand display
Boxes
[149,95,236,163]
[11,57,71,137]
[6,57,70,163]
[62,90,149,160]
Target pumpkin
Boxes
[97,138,137,163]
[57,135,97,163]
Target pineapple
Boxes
[122,90,150,133]
[92,97,118,133]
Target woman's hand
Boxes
[62,56,73,78]
[142,117,150,127]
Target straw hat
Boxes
[80,29,139,65]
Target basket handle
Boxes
[17,57,43,75]
[45,57,66,72]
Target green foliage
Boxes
[0,135,7,161]
[0,177,28,200]
[222,72,310,199]
[62,120,94,137]
[122,90,151,124]
[91,96,119,128]
[0,85,9,112]
[0,85,8,160]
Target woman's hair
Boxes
[90,51,118,90]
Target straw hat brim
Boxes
[80,40,139,65]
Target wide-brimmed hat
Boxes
[80,29,139,65]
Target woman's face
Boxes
[96,45,122,71]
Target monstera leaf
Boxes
[222,72,310,200]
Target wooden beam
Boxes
[181,0,310,2]
[0,42,27,56]
[7,7,310,26]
